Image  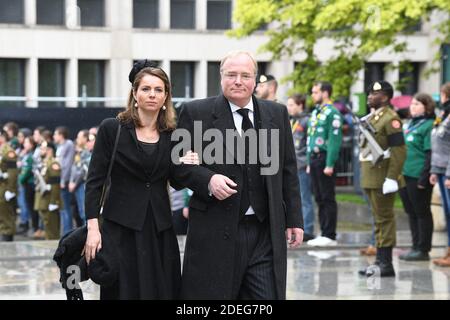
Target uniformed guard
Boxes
[358,81,406,277]
[36,141,62,240]
[306,81,343,246]
[0,130,18,241]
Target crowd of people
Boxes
[1,51,450,300]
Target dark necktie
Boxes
[236,108,253,215]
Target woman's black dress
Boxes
[100,140,181,299]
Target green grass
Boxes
[336,193,404,209]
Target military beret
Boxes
[128,59,159,84]
[257,74,276,84]
[368,80,394,99]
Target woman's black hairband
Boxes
[128,59,159,84]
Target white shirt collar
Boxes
[229,99,254,113]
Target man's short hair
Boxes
[55,126,69,139]
[220,51,258,75]
[314,81,333,97]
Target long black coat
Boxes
[85,118,213,232]
[177,95,303,299]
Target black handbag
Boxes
[53,120,121,300]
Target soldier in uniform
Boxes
[358,81,406,277]
[0,130,18,241]
[35,141,62,240]
[306,81,343,246]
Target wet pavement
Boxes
[0,230,449,300]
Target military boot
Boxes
[1,234,14,242]
[368,247,395,277]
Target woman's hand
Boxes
[445,178,450,189]
[180,151,199,165]
[83,218,102,265]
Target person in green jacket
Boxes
[399,93,436,261]
[306,81,343,247]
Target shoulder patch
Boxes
[332,119,341,128]
[51,163,60,171]
[391,119,402,129]
[7,151,15,159]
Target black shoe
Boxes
[1,235,14,242]
[365,262,395,277]
[16,223,29,235]
[303,233,315,242]
[401,250,429,261]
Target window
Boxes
[207,0,231,30]
[207,62,221,96]
[257,62,267,79]
[78,60,105,107]
[364,62,385,92]
[399,62,420,96]
[0,0,24,23]
[38,60,65,107]
[0,59,25,107]
[37,0,65,25]
[442,44,450,84]
[171,62,194,98]
[77,0,104,27]
[133,0,159,28]
[170,0,195,29]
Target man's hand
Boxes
[48,204,59,212]
[429,174,438,185]
[286,228,304,248]
[60,182,65,189]
[4,191,16,202]
[68,182,76,193]
[383,178,399,194]
[445,178,450,189]
[323,167,334,176]
[306,166,310,174]
[208,174,237,200]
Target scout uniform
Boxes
[306,102,343,241]
[307,103,343,167]
[402,117,434,180]
[0,144,18,240]
[359,81,406,277]
[37,156,63,240]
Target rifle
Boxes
[33,167,50,195]
[345,105,385,165]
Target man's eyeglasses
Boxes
[222,72,255,81]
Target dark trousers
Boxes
[23,183,39,232]
[172,209,188,235]
[399,176,433,252]
[231,215,277,300]
[310,152,337,240]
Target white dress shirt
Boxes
[228,99,256,216]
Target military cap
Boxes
[368,80,394,99]
[257,74,276,84]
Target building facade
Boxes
[0,0,449,109]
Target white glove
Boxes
[1,172,8,179]
[48,204,59,212]
[4,190,16,201]
[382,178,399,194]
[45,184,52,192]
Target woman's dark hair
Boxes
[288,93,307,110]
[413,93,435,117]
[24,135,37,150]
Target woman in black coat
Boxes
[83,61,214,299]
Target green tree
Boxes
[229,0,450,98]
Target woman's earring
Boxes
[134,102,138,108]
[162,105,166,110]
